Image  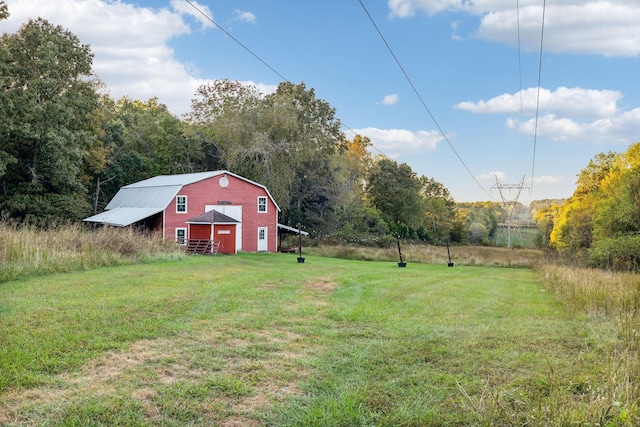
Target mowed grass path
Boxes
[0,254,620,426]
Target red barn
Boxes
[84,171,287,254]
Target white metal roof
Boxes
[123,171,223,189]
[83,207,164,227]
[105,185,182,210]
[277,223,309,236]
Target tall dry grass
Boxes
[0,222,183,283]
[306,242,543,268]
[538,263,640,348]
[537,263,640,418]
[538,264,640,315]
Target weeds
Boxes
[537,262,640,425]
[0,222,183,283]
[307,242,542,268]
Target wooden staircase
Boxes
[186,239,221,255]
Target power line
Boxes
[530,0,547,197]
[516,0,524,138]
[183,0,391,159]
[357,0,493,199]
[183,0,288,82]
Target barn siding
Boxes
[163,174,278,252]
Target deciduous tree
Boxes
[366,157,423,237]
[0,1,8,21]
[0,18,99,221]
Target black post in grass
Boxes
[394,233,406,267]
[297,223,305,263]
[446,237,454,267]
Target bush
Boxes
[589,235,640,271]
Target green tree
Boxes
[334,135,385,238]
[366,157,423,237]
[550,151,615,251]
[419,176,456,243]
[187,79,300,211]
[456,202,502,244]
[469,222,488,244]
[186,79,263,172]
[87,95,196,212]
[0,1,8,21]
[0,18,99,222]
[115,97,191,176]
[587,143,640,269]
[267,82,344,233]
[186,80,345,235]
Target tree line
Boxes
[536,143,640,271]
[0,11,478,244]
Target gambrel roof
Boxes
[83,170,279,227]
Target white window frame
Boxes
[257,196,267,213]
[176,195,187,213]
[176,228,187,245]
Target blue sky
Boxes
[2,0,640,204]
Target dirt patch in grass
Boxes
[303,277,336,294]
[1,327,310,425]
[0,339,172,423]
[72,339,173,384]
[300,277,336,309]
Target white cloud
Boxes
[353,127,444,157]
[456,87,622,119]
[476,171,507,182]
[510,109,640,144]
[450,20,463,41]
[380,94,399,105]
[3,0,191,43]
[388,0,640,57]
[457,86,640,144]
[477,2,640,57]
[388,0,460,17]
[234,9,256,24]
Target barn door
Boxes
[214,224,237,254]
[190,224,211,240]
[257,227,267,251]
[206,205,242,251]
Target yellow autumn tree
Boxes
[549,151,615,250]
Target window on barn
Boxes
[258,196,267,213]
[176,195,187,213]
[176,228,187,245]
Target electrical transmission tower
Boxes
[492,175,529,248]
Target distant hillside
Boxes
[529,199,566,217]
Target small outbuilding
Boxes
[84,170,293,254]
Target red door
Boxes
[214,224,236,254]
[190,224,211,240]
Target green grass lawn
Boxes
[0,253,626,426]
